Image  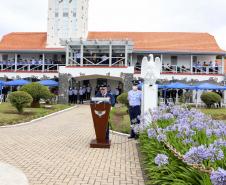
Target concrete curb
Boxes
[110,130,130,137]
[0,105,78,129]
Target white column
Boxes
[42,53,45,72]
[125,45,128,66]
[161,54,163,72]
[142,84,158,115]
[80,44,84,66]
[109,44,112,66]
[14,53,17,71]
[66,44,69,66]
[190,55,193,73]
[222,56,224,74]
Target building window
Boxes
[193,56,197,63]
[2,55,8,61]
[73,12,76,17]
[171,56,178,65]
[63,12,69,17]
[55,12,59,17]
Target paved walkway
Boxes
[0,105,145,185]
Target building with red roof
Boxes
[0,0,225,103]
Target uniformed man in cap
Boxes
[96,84,115,142]
[128,80,142,139]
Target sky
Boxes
[0,0,226,50]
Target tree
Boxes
[201,92,221,108]
[20,83,55,108]
[117,92,129,107]
[8,91,33,114]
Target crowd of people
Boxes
[162,61,221,74]
[68,84,122,105]
[159,88,224,105]
[0,58,64,71]
[71,52,125,66]
[193,61,220,73]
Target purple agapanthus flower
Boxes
[210,168,226,185]
[183,145,209,164]
[157,133,167,142]
[154,154,169,167]
[147,128,157,139]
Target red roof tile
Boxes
[88,32,225,53]
[0,32,62,51]
[0,32,225,53]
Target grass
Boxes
[200,108,226,120]
[0,103,72,126]
[109,105,130,134]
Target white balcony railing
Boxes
[0,63,65,72]
[135,65,223,75]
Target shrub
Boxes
[8,91,33,114]
[201,92,221,108]
[117,92,129,107]
[20,83,55,108]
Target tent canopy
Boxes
[0,80,4,86]
[4,79,30,86]
[0,81,4,93]
[193,83,224,90]
[164,82,192,89]
[158,82,192,89]
[38,80,59,87]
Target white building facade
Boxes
[0,0,226,103]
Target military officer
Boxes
[128,80,142,139]
[96,84,115,142]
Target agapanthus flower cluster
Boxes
[183,145,210,164]
[210,168,226,185]
[154,154,169,167]
[183,144,225,164]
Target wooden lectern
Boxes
[90,97,111,148]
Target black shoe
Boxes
[128,136,135,139]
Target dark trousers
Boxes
[79,95,83,104]
[69,95,73,104]
[83,93,86,101]
[3,94,7,102]
[73,95,77,104]
[87,92,91,100]
[128,105,141,138]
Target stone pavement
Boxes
[0,105,145,185]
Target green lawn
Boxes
[0,103,72,126]
[200,108,226,120]
[109,105,130,134]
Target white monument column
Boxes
[141,54,161,115]
[142,83,158,114]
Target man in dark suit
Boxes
[95,84,115,142]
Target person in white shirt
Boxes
[86,85,92,100]
[82,86,86,101]
[79,87,84,104]
[72,88,78,104]
[68,88,73,104]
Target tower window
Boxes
[63,12,69,17]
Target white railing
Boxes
[0,63,65,72]
[134,65,223,75]
[68,56,126,66]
